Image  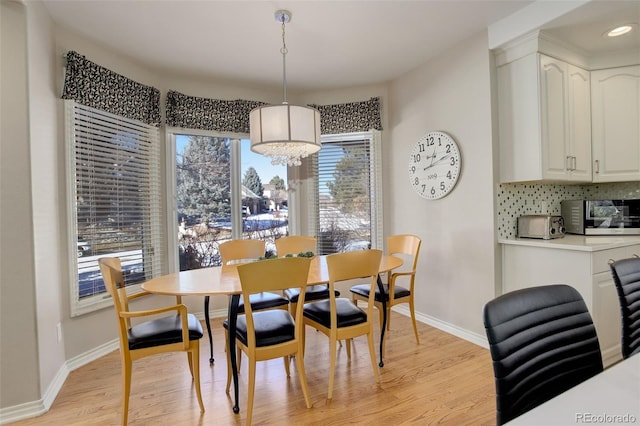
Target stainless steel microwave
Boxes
[561,199,640,235]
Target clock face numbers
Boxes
[408,131,461,200]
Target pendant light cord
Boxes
[280,17,288,104]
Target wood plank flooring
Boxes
[11,314,496,425]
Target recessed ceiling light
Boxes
[606,25,634,37]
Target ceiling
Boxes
[42,1,639,91]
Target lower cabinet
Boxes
[502,242,640,367]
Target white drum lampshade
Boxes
[250,103,321,166]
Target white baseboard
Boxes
[391,305,489,349]
[0,339,118,425]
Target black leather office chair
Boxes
[483,284,603,425]
[609,255,640,359]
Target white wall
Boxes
[1,0,41,407]
[27,0,67,399]
[388,31,498,337]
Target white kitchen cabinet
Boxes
[500,236,640,367]
[498,53,591,183]
[591,65,640,182]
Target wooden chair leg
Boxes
[328,338,338,400]
[225,330,232,394]
[410,298,420,344]
[386,305,392,330]
[283,356,291,377]
[122,357,132,426]
[294,349,312,408]
[187,352,194,378]
[366,331,381,384]
[246,359,257,426]
[191,343,205,413]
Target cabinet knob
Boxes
[594,159,600,174]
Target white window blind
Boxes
[66,101,163,316]
[313,132,383,254]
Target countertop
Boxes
[499,234,640,252]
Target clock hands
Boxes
[423,152,453,171]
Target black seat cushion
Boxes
[128,313,203,350]
[483,284,603,425]
[609,257,640,358]
[223,310,295,347]
[350,283,410,302]
[237,292,289,313]
[284,285,340,303]
[303,298,367,328]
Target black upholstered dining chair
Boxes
[350,234,422,346]
[98,257,204,425]
[219,239,289,372]
[225,256,313,424]
[482,284,603,425]
[303,249,383,400]
[608,255,640,359]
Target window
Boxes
[313,131,383,254]
[66,101,163,316]
[173,133,287,271]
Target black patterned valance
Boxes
[309,97,383,134]
[166,90,265,133]
[62,51,161,127]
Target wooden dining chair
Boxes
[98,257,204,425]
[227,256,313,424]
[219,239,289,372]
[608,255,640,359]
[276,236,340,315]
[483,284,603,425]
[350,234,421,345]
[303,249,383,400]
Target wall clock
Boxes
[408,131,461,199]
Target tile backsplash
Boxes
[497,182,640,239]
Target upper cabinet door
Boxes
[591,66,640,182]
[540,56,570,180]
[567,64,592,181]
[498,53,592,183]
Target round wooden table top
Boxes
[141,254,403,297]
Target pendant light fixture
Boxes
[249,10,321,166]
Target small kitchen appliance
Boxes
[561,199,640,235]
[517,215,566,240]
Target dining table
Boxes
[505,353,640,425]
[141,253,403,414]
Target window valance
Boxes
[61,51,161,127]
[309,97,383,134]
[167,92,382,135]
[166,90,264,133]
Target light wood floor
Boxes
[11,314,496,425]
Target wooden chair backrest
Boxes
[326,249,382,325]
[98,257,133,339]
[219,239,265,264]
[236,256,312,345]
[275,236,316,257]
[387,234,421,272]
